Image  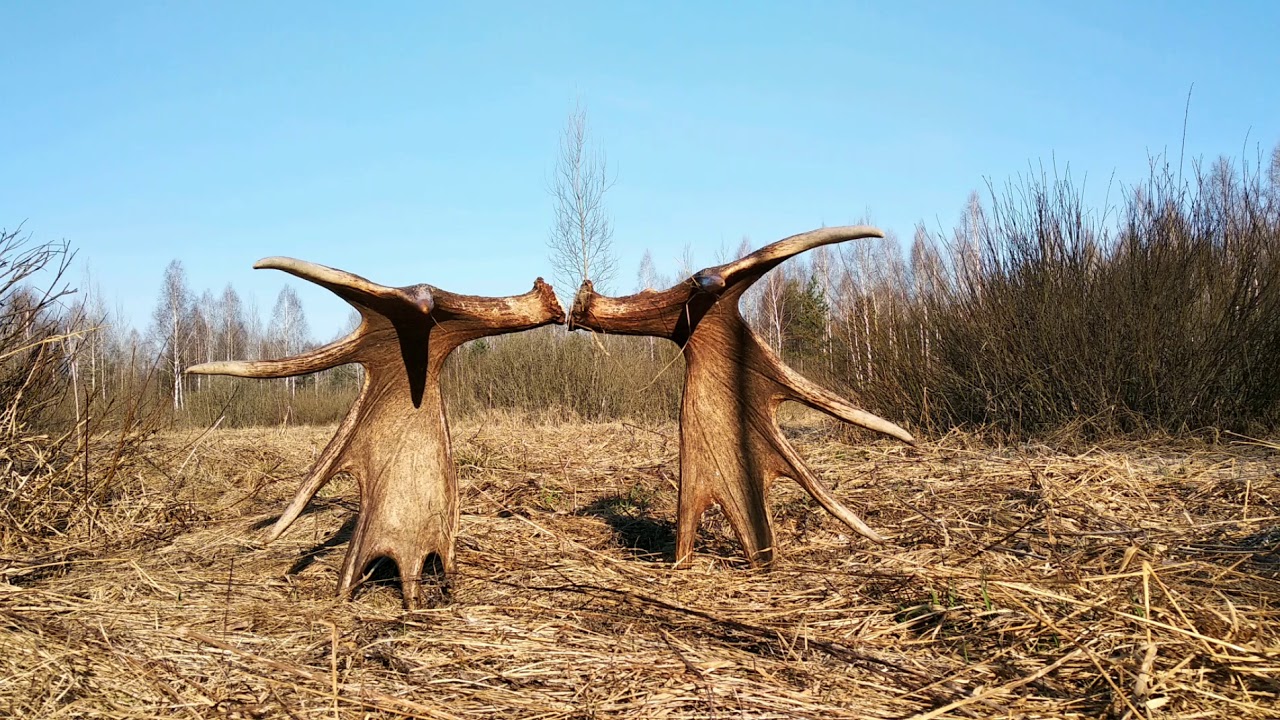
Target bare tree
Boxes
[734,237,763,328]
[190,290,214,392]
[910,225,944,381]
[217,283,246,362]
[755,258,795,354]
[85,281,109,395]
[675,242,696,281]
[953,190,986,297]
[149,260,191,410]
[244,295,265,361]
[810,245,836,362]
[635,249,661,359]
[837,239,879,382]
[1269,143,1280,196]
[269,286,310,398]
[547,101,617,299]
[61,300,89,433]
[65,271,110,412]
[635,249,659,292]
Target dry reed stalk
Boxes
[1,417,1276,718]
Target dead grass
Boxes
[1,416,1277,718]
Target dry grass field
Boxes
[2,416,1278,719]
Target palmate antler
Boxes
[188,258,564,608]
[569,227,915,567]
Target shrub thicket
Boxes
[833,155,1280,437]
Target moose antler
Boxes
[569,227,914,567]
[188,258,564,607]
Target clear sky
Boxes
[2,1,1277,337]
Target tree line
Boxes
[8,115,1280,438]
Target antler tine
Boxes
[773,436,888,543]
[186,332,364,379]
[707,225,885,292]
[255,257,434,316]
[263,381,367,541]
[568,227,886,336]
[771,356,916,444]
[427,277,565,328]
[186,258,439,380]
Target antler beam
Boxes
[569,227,914,567]
[189,259,564,608]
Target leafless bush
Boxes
[0,226,169,551]
[832,153,1280,438]
[443,327,681,423]
[0,227,88,547]
[0,227,77,429]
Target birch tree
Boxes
[734,238,764,329]
[636,249,659,292]
[547,101,617,300]
[190,290,213,392]
[217,283,246,362]
[636,249,660,359]
[756,261,791,354]
[269,286,310,397]
[149,260,192,410]
[810,245,836,365]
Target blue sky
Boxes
[2,1,1277,337]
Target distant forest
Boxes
[6,146,1280,439]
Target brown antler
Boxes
[569,227,914,567]
[188,258,564,607]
